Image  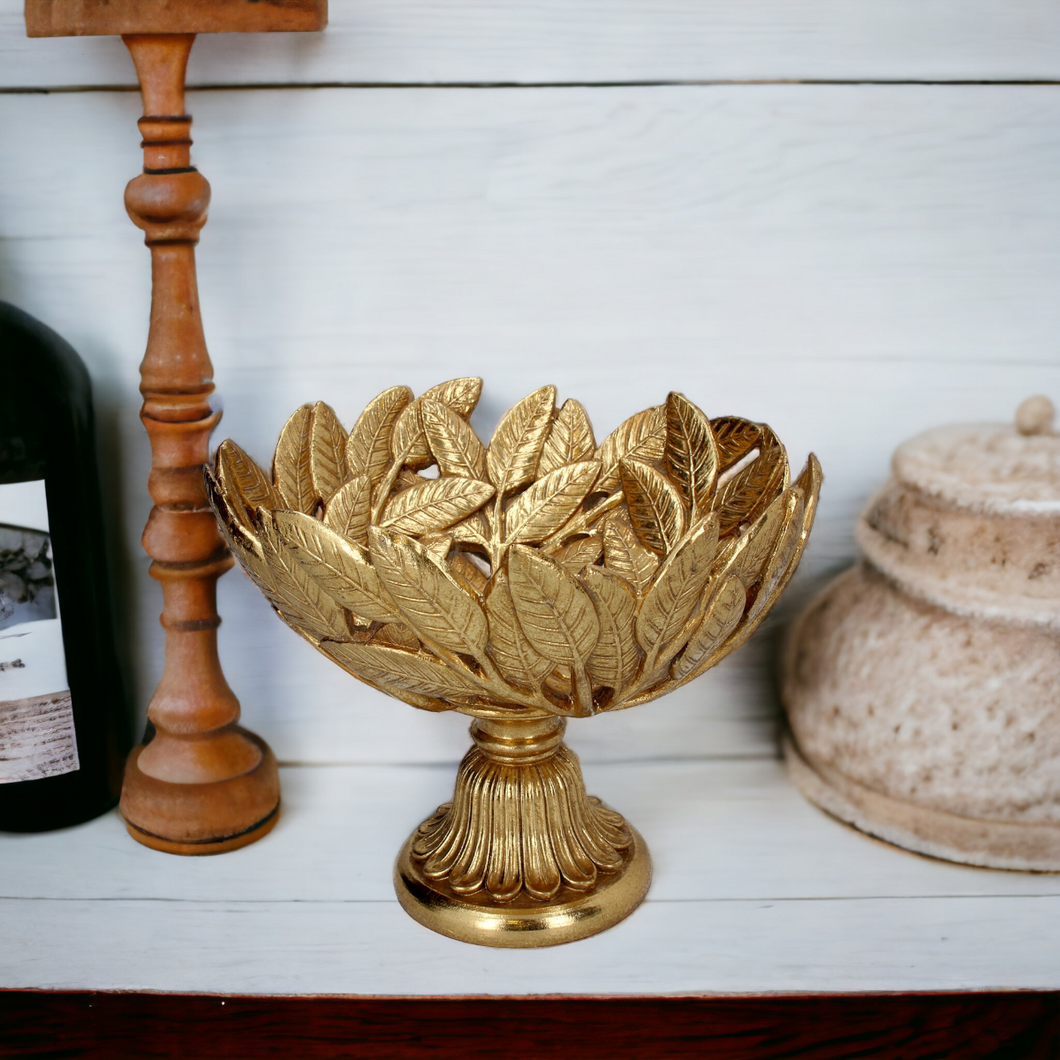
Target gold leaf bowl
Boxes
[207,380,820,946]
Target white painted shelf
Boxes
[2,759,1058,996]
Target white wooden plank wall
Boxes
[1,2,1058,771]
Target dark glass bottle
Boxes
[0,301,131,831]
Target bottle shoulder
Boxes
[0,301,92,399]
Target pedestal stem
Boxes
[118,34,279,854]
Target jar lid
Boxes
[893,396,1060,517]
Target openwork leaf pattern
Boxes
[581,567,640,693]
[310,401,348,504]
[369,527,489,661]
[381,478,495,535]
[504,461,600,545]
[323,474,372,545]
[635,515,719,669]
[539,399,596,477]
[487,385,556,494]
[273,510,399,624]
[711,416,763,473]
[323,641,479,708]
[595,406,666,494]
[484,572,554,691]
[273,405,316,514]
[620,458,685,555]
[508,546,599,667]
[346,385,412,486]
[209,380,819,719]
[664,392,717,519]
[671,573,745,681]
[602,513,659,594]
[421,399,487,480]
[715,426,788,536]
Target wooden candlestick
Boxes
[26,1,327,854]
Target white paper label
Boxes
[0,479,78,783]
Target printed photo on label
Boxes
[0,479,78,784]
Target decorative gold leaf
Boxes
[323,473,372,545]
[390,382,480,474]
[484,571,554,690]
[310,401,348,504]
[507,546,599,667]
[711,416,763,473]
[205,465,262,558]
[619,457,686,555]
[793,453,823,547]
[421,533,454,564]
[486,385,556,494]
[421,376,483,419]
[391,401,431,471]
[581,567,640,692]
[450,550,490,595]
[322,640,480,706]
[272,510,400,623]
[450,510,490,546]
[381,477,495,536]
[504,461,600,545]
[257,513,351,641]
[665,391,717,517]
[596,405,666,493]
[346,385,412,486]
[550,534,603,575]
[671,573,746,681]
[420,398,487,480]
[216,439,277,521]
[369,527,489,660]
[747,488,805,622]
[716,487,791,590]
[539,399,596,478]
[635,514,720,660]
[602,513,659,594]
[395,468,427,490]
[715,429,789,536]
[372,622,422,652]
[272,404,316,514]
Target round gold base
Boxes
[394,827,652,948]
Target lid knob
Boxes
[1015,395,1055,437]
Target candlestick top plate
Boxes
[26,0,326,37]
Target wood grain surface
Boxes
[2,991,1059,1059]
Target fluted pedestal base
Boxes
[394,716,652,947]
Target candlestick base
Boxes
[120,729,280,856]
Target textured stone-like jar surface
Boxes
[784,564,1060,823]
[783,398,1060,842]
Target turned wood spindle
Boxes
[23,2,324,853]
[114,34,279,854]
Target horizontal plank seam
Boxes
[2,894,1058,905]
[273,753,782,768]
[1,79,1060,96]
[3,987,1053,997]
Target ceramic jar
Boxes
[781,397,1060,870]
